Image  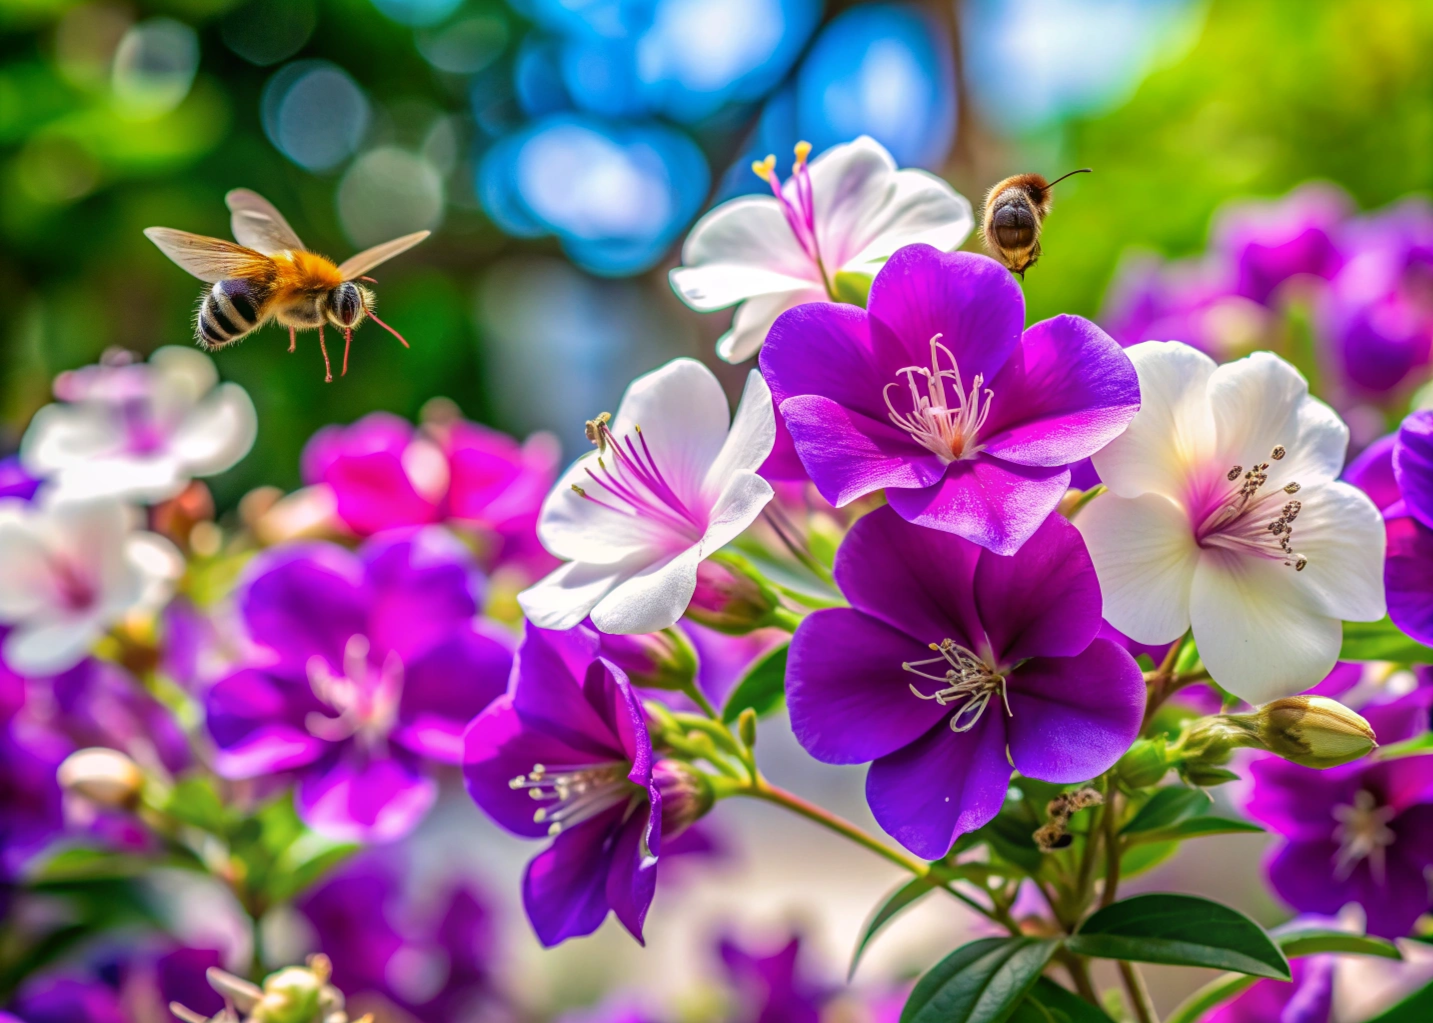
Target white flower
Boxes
[519,358,775,634]
[670,136,974,364]
[1076,342,1385,703]
[0,495,183,675]
[22,346,257,503]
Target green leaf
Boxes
[984,812,1044,874]
[1117,839,1180,879]
[833,270,873,306]
[1124,815,1265,846]
[1377,732,1433,759]
[1366,978,1433,1022]
[1121,786,1209,834]
[1067,893,1290,979]
[1339,616,1433,663]
[721,642,789,723]
[849,877,937,980]
[1277,928,1401,960]
[163,774,230,834]
[1009,978,1116,1022]
[902,938,1060,1023]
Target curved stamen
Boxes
[884,334,994,462]
[753,142,828,289]
[904,638,1011,733]
[1196,445,1308,570]
[509,761,636,836]
[305,634,405,749]
[571,419,706,541]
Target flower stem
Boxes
[681,681,721,720]
[766,605,804,633]
[1119,960,1160,1023]
[1101,789,1124,909]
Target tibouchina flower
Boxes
[21,347,257,503]
[519,358,775,634]
[0,495,181,675]
[1204,939,1335,1023]
[1077,342,1386,703]
[204,529,513,842]
[671,136,974,363]
[463,623,710,946]
[1245,693,1433,939]
[786,507,1145,859]
[1382,411,1433,643]
[761,244,1141,555]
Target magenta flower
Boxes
[1100,252,1270,357]
[760,245,1140,554]
[204,529,513,842]
[464,623,707,947]
[303,411,560,574]
[1204,952,1334,1023]
[786,506,1145,858]
[1245,693,1433,939]
[1213,183,1351,305]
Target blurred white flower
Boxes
[0,495,182,675]
[670,135,974,363]
[22,346,257,503]
[1076,341,1385,703]
[519,358,775,633]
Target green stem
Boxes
[1060,952,1100,1006]
[680,681,720,720]
[1119,960,1160,1023]
[766,605,804,633]
[1100,789,1123,910]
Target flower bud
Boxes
[1179,763,1241,787]
[737,707,758,750]
[683,559,779,634]
[653,759,713,840]
[57,747,143,808]
[599,629,697,691]
[1255,696,1376,768]
[251,956,345,1023]
[1116,737,1169,790]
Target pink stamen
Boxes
[753,142,828,289]
[572,422,705,540]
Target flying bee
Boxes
[144,189,430,382]
[980,168,1091,277]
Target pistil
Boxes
[884,334,994,462]
[904,638,1011,733]
[305,634,404,751]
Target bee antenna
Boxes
[359,276,377,284]
[366,309,410,349]
[1046,168,1092,188]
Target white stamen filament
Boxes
[1197,445,1308,571]
[305,634,404,751]
[884,334,994,463]
[508,761,635,836]
[904,638,1011,733]
[1332,789,1397,883]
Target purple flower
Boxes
[464,623,706,946]
[1100,252,1271,357]
[1204,953,1334,1023]
[204,528,513,842]
[1345,432,1402,515]
[0,456,39,502]
[8,944,223,1023]
[1213,183,1352,305]
[760,245,1140,554]
[1381,412,1433,644]
[786,506,1145,858]
[0,675,62,880]
[719,933,827,1023]
[1245,693,1433,939]
[298,854,500,1023]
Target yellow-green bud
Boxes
[737,707,758,750]
[253,964,324,1023]
[653,759,714,840]
[1179,763,1241,787]
[1256,696,1377,768]
[1116,737,1169,790]
[683,559,780,634]
[57,747,143,808]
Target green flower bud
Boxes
[653,759,714,840]
[1255,696,1377,768]
[1116,737,1169,790]
[1179,763,1241,787]
[683,559,780,634]
[737,707,758,750]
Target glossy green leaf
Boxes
[1008,978,1116,1022]
[1277,928,1401,960]
[1377,732,1433,759]
[1366,978,1433,1021]
[985,812,1045,874]
[1121,786,1209,834]
[1067,894,1289,979]
[1339,616,1433,663]
[721,643,789,723]
[1117,839,1179,879]
[1124,815,1265,846]
[849,877,937,980]
[902,938,1060,1023]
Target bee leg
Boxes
[342,328,352,376]
[318,325,333,383]
[288,326,296,354]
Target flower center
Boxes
[903,638,1010,733]
[1195,445,1308,570]
[305,634,404,750]
[752,141,830,291]
[884,334,994,463]
[48,555,97,612]
[570,413,706,542]
[508,761,637,836]
[120,395,168,456]
[1332,789,1397,882]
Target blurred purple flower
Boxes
[1382,412,1433,644]
[1345,432,1402,516]
[786,506,1145,859]
[1245,693,1433,938]
[1204,953,1335,1023]
[299,854,501,1023]
[761,245,1140,555]
[303,411,561,576]
[204,529,513,842]
[0,670,62,880]
[0,457,40,502]
[719,933,827,1023]
[1099,252,1271,357]
[464,623,707,946]
[1213,183,1352,305]
[8,944,222,1023]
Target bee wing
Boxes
[225,188,305,254]
[144,228,272,284]
[336,231,431,281]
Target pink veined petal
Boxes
[671,196,820,311]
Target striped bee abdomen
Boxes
[197,279,262,349]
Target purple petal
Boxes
[393,627,513,763]
[205,668,328,778]
[979,315,1141,467]
[1394,410,1433,529]
[761,302,888,419]
[303,413,438,535]
[1345,433,1400,514]
[1005,639,1145,783]
[523,803,626,947]
[787,608,950,765]
[865,247,1024,384]
[1358,687,1433,746]
[512,624,623,759]
[865,711,1011,860]
[239,544,368,673]
[1265,839,1353,919]
[297,750,436,843]
[1366,755,1433,814]
[362,528,484,663]
[780,395,948,506]
[885,458,1071,556]
[1385,516,1433,645]
[1246,756,1360,842]
[605,804,659,944]
[974,513,1104,663]
[831,505,983,649]
[601,663,653,788]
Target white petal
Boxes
[518,559,633,632]
[1287,481,1386,622]
[701,371,776,501]
[1092,341,1218,502]
[807,136,898,264]
[169,383,258,475]
[21,404,119,476]
[0,519,55,619]
[1207,351,1348,488]
[537,455,679,565]
[610,358,731,505]
[840,168,975,269]
[671,196,819,311]
[49,457,186,502]
[3,613,107,676]
[149,346,218,409]
[1076,491,1200,645]
[590,546,702,634]
[124,532,184,612]
[714,286,828,364]
[1191,549,1341,702]
[699,471,774,556]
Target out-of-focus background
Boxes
[5,0,1433,1018]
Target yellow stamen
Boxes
[751,154,777,182]
[793,140,811,168]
